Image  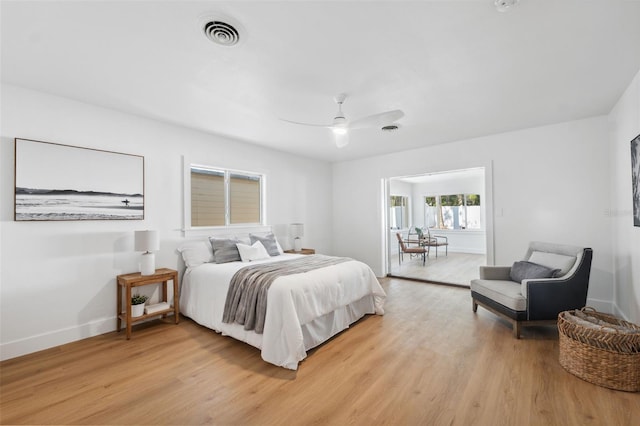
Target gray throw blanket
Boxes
[223,255,352,334]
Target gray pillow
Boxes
[209,237,241,263]
[510,261,560,283]
[249,233,280,256]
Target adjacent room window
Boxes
[424,194,481,230]
[390,195,409,229]
[424,196,438,228]
[190,166,263,227]
[464,194,481,229]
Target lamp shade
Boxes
[290,223,304,238]
[135,230,159,252]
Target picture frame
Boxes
[632,134,640,227]
[14,138,144,221]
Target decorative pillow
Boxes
[177,241,214,268]
[249,233,281,256]
[209,237,241,264]
[510,261,560,283]
[236,241,271,262]
[528,251,576,276]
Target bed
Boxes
[178,232,386,370]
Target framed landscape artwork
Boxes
[14,138,144,221]
[632,134,640,227]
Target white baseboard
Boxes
[611,303,630,321]
[1,312,177,361]
[585,297,613,314]
[388,248,486,257]
[446,247,486,255]
[0,316,116,361]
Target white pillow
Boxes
[236,241,271,262]
[177,241,214,268]
[528,251,576,276]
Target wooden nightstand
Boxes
[284,248,315,255]
[116,268,179,339]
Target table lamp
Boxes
[290,223,304,252]
[135,230,159,275]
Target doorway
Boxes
[385,167,489,286]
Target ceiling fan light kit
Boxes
[282,94,404,148]
[495,0,520,13]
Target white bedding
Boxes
[180,253,386,370]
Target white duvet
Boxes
[180,253,385,370]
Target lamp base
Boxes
[140,252,155,275]
[294,238,302,252]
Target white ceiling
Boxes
[2,1,640,162]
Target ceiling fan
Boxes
[282,94,404,148]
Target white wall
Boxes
[333,116,613,311]
[0,84,333,360]
[608,68,640,323]
[389,180,412,199]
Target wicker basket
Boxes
[558,308,640,392]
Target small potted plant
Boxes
[131,294,149,318]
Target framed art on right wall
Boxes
[632,133,640,227]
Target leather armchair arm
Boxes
[526,249,592,320]
[525,278,582,320]
[479,266,511,280]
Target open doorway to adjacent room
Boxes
[385,167,488,287]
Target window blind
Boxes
[191,169,224,226]
[230,174,260,224]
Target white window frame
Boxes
[183,157,266,235]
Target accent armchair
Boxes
[408,227,449,258]
[419,227,448,258]
[470,241,593,338]
[396,232,428,265]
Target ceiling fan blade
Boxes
[347,109,404,130]
[280,118,333,128]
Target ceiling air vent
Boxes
[203,20,240,46]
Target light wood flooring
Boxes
[1,278,638,425]
[389,252,485,286]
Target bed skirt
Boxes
[190,294,376,368]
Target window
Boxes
[390,195,409,229]
[464,194,481,229]
[424,196,438,228]
[190,166,263,227]
[424,193,481,230]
